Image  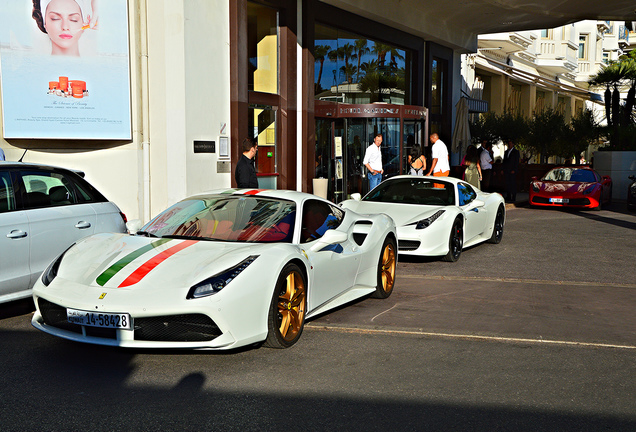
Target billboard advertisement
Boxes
[0,0,131,140]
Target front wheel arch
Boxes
[442,217,463,262]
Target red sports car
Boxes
[530,167,612,210]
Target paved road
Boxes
[1,203,635,431]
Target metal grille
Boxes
[134,314,222,342]
[38,298,82,334]
[532,196,591,206]
[398,240,421,251]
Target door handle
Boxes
[75,221,92,229]
[7,230,28,239]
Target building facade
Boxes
[0,1,632,221]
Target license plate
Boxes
[550,198,569,204]
[67,308,131,330]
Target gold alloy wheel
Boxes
[381,242,396,293]
[277,270,306,342]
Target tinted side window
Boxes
[300,199,344,243]
[19,171,76,209]
[0,171,16,212]
[457,183,476,206]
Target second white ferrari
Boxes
[341,176,505,262]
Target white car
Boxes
[32,189,397,350]
[0,162,127,304]
[341,176,505,262]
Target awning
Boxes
[476,54,602,103]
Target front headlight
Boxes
[186,255,259,299]
[41,245,74,286]
[410,210,445,230]
[532,182,540,192]
[582,185,596,195]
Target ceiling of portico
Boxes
[320,0,636,52]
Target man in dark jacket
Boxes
[503,139,520,202]
[235,138,258,188]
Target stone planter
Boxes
[593,151,636,200]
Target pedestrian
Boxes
[502,139,520,202]
[426,133,450,177]
[235,138,258,188]
[363,133,384,190]
[407,144,426,175]
[479,139,493,191]
[463,145,482,189]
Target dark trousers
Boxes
[481,169,492,191]
[505,172,516,201]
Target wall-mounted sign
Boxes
[0,0,132,140]
[194,140,215,153]
[218,136,229,159]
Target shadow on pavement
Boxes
[0,328,634,432]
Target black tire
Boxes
[488,205,505,244]
[442,218,463,262]
[264,263,307,349]
[371,237,397,299]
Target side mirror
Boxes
[472,199,485,208]
[309,229,348,252]
[350,193,362,201]
[126,219,143,234]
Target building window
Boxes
[541,29,553,39]
[313,24,413,105]
[247,2,278,94]
[603,52,609,64]
[578,34,588,60]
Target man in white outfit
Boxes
[363,133,384,190]
[426,133,449,177]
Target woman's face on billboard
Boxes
[44,0,84,55]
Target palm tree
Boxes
[354,39,370,83]
[589,53,636,148]
[313,44,331,91]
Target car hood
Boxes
[54,232,276,290]
[535,181,597,194]
[342,200,445,226]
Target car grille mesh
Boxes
[134,314,222,342]
[532,196,591,206]
[398,240,421,251]
[38,299,221,342]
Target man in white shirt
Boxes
[426,133,450,177]
[479,140,493,191]
[363,133,384,190]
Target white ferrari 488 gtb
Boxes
[32,189,397,350]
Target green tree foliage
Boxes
[470,108,598,163]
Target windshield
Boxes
[542,168,596,183]
[363,178,455,206]
[141,195,296,243]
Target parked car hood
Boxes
[536,181,597,194]
[342,200,445,226]
[54,232,280,290]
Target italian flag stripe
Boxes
[96,238,172,286]
[118,240,198,287]
[243,189,264,195]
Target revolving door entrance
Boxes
[314,102,428,203]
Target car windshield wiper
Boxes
[136,230,158,238]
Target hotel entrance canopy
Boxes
[321,0,636,51]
